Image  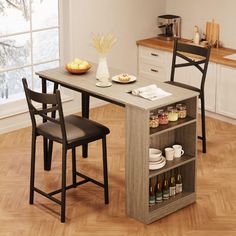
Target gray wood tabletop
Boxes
[36,63,199,111]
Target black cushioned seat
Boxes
[22,78,110,223]
[37,115,110,144]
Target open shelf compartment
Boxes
[148,161,196,223]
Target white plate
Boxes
[112,74,137,84]
[149,156,166,170]
[96,82,112,87]
[149,155,163,163]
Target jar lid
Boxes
[176,103,186,110]
[167,106,174,111]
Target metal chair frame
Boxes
[22,78,109,222]
[166,39,211,153]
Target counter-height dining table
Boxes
[36,64,199,224]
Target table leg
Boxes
[82,93,90,158]
[47,83,59,169]
[42,79,58,170]
[42,78,50,170]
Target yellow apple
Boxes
[78,62,88,70]
[74,58,83,64]
[67,63,72,69]
[70,63,79,70]
[82,61,89,67]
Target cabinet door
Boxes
[216,65,236,118]
[168,57,216,112]
[204,63,217,112]
[190,62,216,112]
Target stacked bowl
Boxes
[149,148,166,170]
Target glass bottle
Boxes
[158,109,169,125]
[176,168,183,194]
[169,170,176,197]
[162,174,169,200]
[149,178,155,206]
[155,176,163,203]
[176,103,187,119]
[149,113,159,128]
[167,106,178,122]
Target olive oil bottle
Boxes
[162,173,169,200]
[176,168,183,194]
[169,170,176,197]
[155,176,163,203]
[149,178,155,206]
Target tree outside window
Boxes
[0,0,59,103]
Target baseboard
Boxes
[206,110,236,125]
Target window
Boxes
[0,0,60,107]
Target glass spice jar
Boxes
[167,106,178,122]
[149,114,159,128]
[158,109,169,125]
[176,103,187,119]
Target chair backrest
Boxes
[170,38,211,92]
[22,78,67,143]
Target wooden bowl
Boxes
[65,64,92,74]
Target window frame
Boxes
[0,0,65,119]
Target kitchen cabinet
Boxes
[138,46,169,82]
[216,65,236,119]
[138,45,217,113]
[137,38,236,120]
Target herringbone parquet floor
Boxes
[0,104,236,236]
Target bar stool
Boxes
[22,78,110,222]
[165,39,211,153]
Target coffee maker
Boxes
[157,15,181,40]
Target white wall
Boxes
[68,0,165,74]
[166,0,236,48]
[0,0,165,134]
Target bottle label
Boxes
[176,183,182,194]
[163,190,169,200]
[149,196,155,206]
[169,186,176,197]
[156,192,163,203]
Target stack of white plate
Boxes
[149,148,166,170]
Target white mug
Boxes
[172,145,184,158]
[165,147,174,161]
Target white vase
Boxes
[96,56,110,83]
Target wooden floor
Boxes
[0,104,236,236]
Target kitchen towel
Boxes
[131,84,172,101]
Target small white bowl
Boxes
[149,148,162,162]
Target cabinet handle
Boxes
[151,53,159,57]
[151,69,159,73]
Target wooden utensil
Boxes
[206,19,220,48]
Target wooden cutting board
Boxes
[206,20,220,48]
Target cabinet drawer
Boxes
[139,63,166,81]
[139,46,166,66]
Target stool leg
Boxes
[61,146,67,223]
[72,148,77,187]
[102,137,109,204]
[29,134,37,204]
[201,96,207,153]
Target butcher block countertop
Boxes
[136,37,236,69]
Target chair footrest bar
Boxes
[48,179,89,196]
[198,136,203,140]
[34,187,62,205]
[76,171,104,188]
